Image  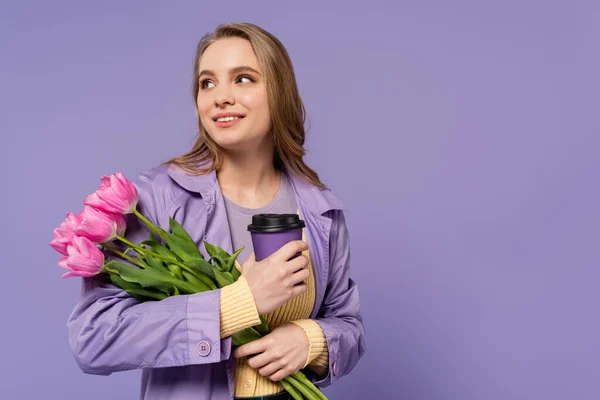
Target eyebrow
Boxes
[198,66,261,79]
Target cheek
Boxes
[196,97,213,125]
[196,95,212,114]
[242,91,270,121]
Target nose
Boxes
[214,86,235,108]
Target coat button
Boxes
[244,379,253,388]
[197,340,211,356]
[332,361,339,376]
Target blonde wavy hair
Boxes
[163,22,326,190]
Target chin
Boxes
[209,131,253,152]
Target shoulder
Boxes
[287,172,346,217]
[131,164,190,223]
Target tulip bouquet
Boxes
[50,172,327,400]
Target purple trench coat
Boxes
[66,164,366,399]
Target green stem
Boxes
[115,235,217,290]
[133,209,169,242]
[165,256,216,290]
[115,235,146,254]
[102,243,146,269]
[291,373,327,400]
[131,210,220,291]
[280,378,304,400]
[286,374,319,400]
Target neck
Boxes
[216,147,282,208]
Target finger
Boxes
[271,240,308,262]
[284,254,309,274]
[269,366,293,382]
[259,360,284,378]
[247,350,277,370]
[290,282,307,297]
[286,267,310,286]
[234,337,268,359]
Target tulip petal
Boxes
[83,192,105,211]
[100,176,111,187]
[68,254,100,272]
[49,227,72,255]
[64,212,83,230]
[74,206,120,243]
[49,240,68,256]
[83,173,138,215]
[62,270,97,278]
[58,255,70,269]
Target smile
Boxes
[214,116,245,128]
[216,116,242,122]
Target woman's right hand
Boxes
[241,241,310,315]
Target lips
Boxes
[212,113,246,121]
[214,115,245,128]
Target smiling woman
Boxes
[195,38,271,150]
[165,24,325,191]
[66,22,365,400]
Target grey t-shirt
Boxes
[222,172,298,265]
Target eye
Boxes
[236,75,255,84]
[199,79,214,90]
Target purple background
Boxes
[2,0,599,398]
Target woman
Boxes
[67,22,365,400]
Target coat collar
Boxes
[166,163,344,217]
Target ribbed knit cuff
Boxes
[291,319,329,368]
[220,276,261,338]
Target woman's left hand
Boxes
[233,322,309,381]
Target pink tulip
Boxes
[64,212,84,230]
[84,172,138,215]
[49,226,74,255]
[58,236,105,278]
[49,212,83,255]
[73,205,126,243]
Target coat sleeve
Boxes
[66,173,232,375]
[308,209,366,387]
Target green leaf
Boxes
[126,287,168,301]
[105,260,201,294]
[231,328,262,347]
[142,240,179,263]
[183,267,217,290]
[187,258,216,279]
[231,264,241,281]
[122,247,135,257]
[165,234,203,264]
[110,271,140,291]
[255,316,271,336]
[145,253,165,270]
[225,247,244,272]
[173,286,180,296]
[214,269,234,287]
[110,273,167,301]
[181,270,212,292]
[204,242,231,261]
[209,255,227,271]
[167,263,184,280]
[168,217,203,259]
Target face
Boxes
[196,37,272,152]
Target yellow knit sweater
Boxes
[219,230,329,397]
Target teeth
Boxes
[217,116,241,122]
